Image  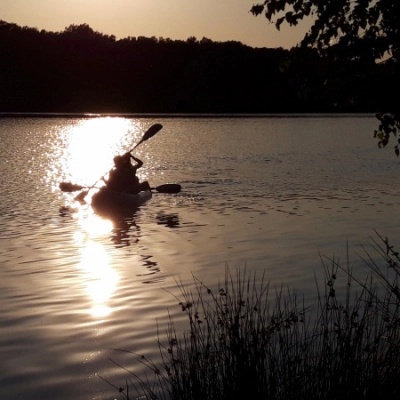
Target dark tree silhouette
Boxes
[250,0,400,156]
[0,19,396,117]
[250,0,399,60]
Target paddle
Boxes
[152,183,181,194]
[59,182,86,192]
[71,123,163,202]
[60,182,181,194]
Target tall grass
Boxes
[108,233,400,400]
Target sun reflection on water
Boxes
[74,213,118,319]
[54,117,157,318]
[79,240,118,319]
[75,212,114,238]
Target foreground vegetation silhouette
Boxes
[0,20,397,114]
[104,233,400,400]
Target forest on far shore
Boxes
[0,20,397,114]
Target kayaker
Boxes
[104,153,151,194]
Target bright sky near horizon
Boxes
[0,0,312,49]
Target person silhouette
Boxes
[105,153,150,194]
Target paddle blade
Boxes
[143,123,163,141]
[131,123,163,151]
[153,184,181,194]
[59,182,85,192]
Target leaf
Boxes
[384,125,392,134]
[276,17,285,31]
[250,5,265,16]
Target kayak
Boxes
[91,187,152,218]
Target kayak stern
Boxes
[91,188,152,218]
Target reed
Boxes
[109,233,400,400]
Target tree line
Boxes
[0,20,397,114]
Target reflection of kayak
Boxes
[91,188,152,217]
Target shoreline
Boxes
[0,112,375,119]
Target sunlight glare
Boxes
[61,117,138,184]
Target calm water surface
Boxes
[0,115,398,399]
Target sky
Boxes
[0,0,312,49]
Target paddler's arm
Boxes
[130,155,143,169]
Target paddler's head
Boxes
[113,155,123,166]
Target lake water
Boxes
[0,115,399,399]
